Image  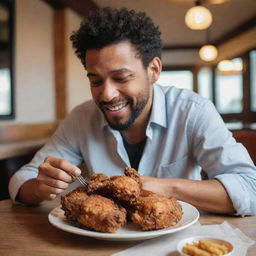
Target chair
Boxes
[232,130,256,164]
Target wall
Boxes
[13,0,55,124]
[66,9,92,113]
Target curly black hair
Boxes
[70,7,162,69]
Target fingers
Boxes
[39,162,74,183]
[35,181,62,201]
[36,156,82,201]
[37,174,69,190]
[44,156,81,179]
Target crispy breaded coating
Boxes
[86,173,110,194]
[61,186,88,221]
[61,167,183,233]
[108,175,141,202]
[124,167,142,187]
[130,190,183,230]
[77,194,126,233]
[87,169,141,203]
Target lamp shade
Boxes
[185,6,212,30]
[199,45,218,61]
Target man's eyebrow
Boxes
[87,68,132,77]
[110,68,132,74]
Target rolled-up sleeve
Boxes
[192,100,256,216]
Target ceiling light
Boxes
[185,1,212,30]
[217,60,243,72]
[209,0,229,4]
[199,45,218,61]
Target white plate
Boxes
[48,201,199,241]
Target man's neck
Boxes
[121,123,147,144]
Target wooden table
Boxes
[0,199,255,256]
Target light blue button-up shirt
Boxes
[9,84,256,215]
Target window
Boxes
[0,0,14,119]
[198,67,212,101]
[0,68,11,115]
[161,49,255,124]
[250,50,256,112]
[157,70,193,90]
[215,58,243,114]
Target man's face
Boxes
[85,41,154,131]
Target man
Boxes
[9,8,256,215]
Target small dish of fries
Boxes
[177,236,234,256]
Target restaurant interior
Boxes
[0,0,255,201]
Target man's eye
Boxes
[90,80,102,86]
[114,77,128,82]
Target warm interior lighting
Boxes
[217,59,243,75]
[217,60,243,72]
[209,0,230,4]
[185,4,212,30]
[199,45,218,61]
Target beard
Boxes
[99,88,150,131]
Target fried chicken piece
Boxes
[124,167,142,186]
[77,194,126,233]
[86,173,110,194]
[108,175,141,202]
[130,189,183,230]
[87,167,142,203]
[61,186,88,221]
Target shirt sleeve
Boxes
[8,110,84,202]
[191,100,256,216]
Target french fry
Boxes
[198,240,229,255]
[182,244,211,256]
[182,239,230,256]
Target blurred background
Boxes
[0,0,255,199]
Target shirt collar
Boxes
[148,83,167,128]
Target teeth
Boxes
[106,103,127,111]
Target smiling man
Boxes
[9,8,256,216]
[86,41,157,143]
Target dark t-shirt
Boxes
[122,136,147,170]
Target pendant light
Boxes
[185,0,212,30]
[199,45,218,61]
[199,29,218,62]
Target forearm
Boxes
[17,179,44,205]
[142,177,235,214]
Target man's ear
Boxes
[147,57,162,83]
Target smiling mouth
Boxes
[104,102,129,112]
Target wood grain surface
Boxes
[0,199,255,256]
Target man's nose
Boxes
[100,81,119,102]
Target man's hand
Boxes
[141,176,235,214]
[18,156,81,205]
[141,176,173,197]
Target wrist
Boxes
[164,178,182,198]
[18,179,43,205]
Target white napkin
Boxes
[112,221,255,256]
